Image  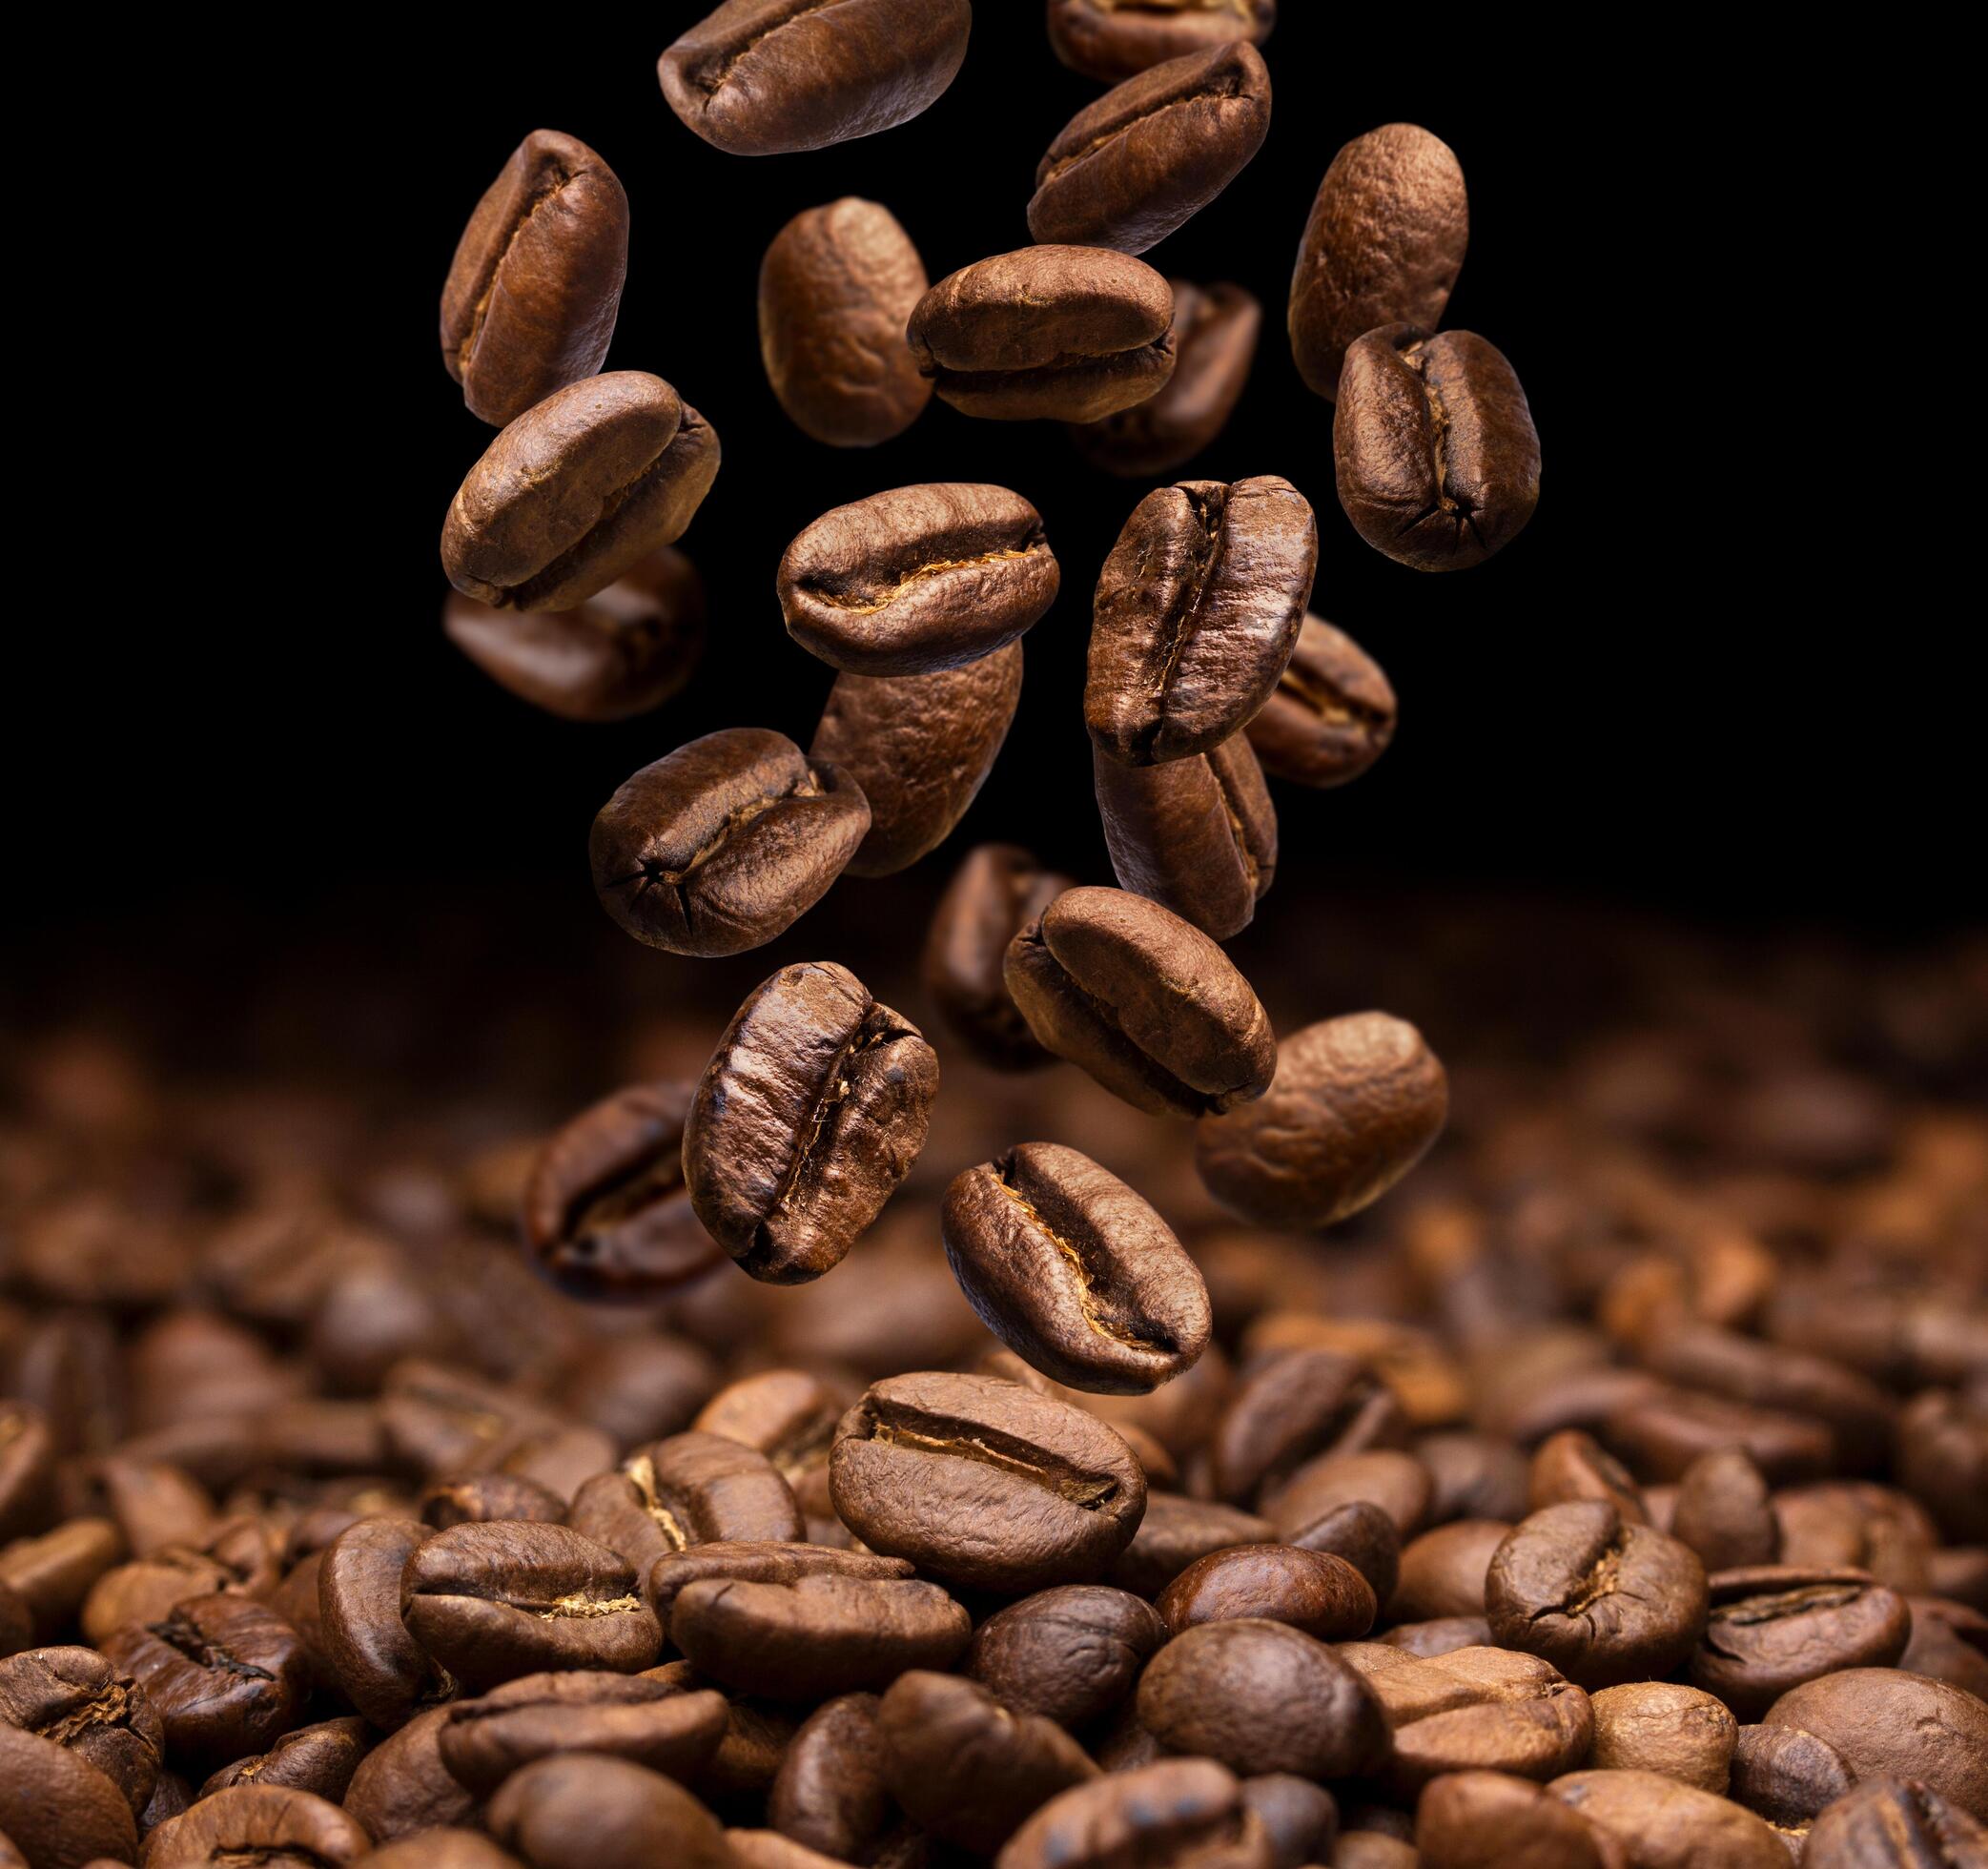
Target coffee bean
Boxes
[440,129,629,427]
[342,1705,479,1842]
[441,373,721,613]
[489,1752,729,1869]
[1281,1500,1401,1606]
[0,1643,163,1814]
[1773,1483,1939,1592]
[923,846,1073,1070]
[360,1833,525,1869]
[1196,1013,1448,1226]
[318,1517,453,1731]
[1209,1348,1406,1507]
[589,728,870,956]
[659,0,971,156]
[1004,887,1277,1119]
[728,1831,847,1869]
[1486,1501,1709,1689]
[198,1715,370,1803]
[646,1544,910,1642]
[1157,1543,1375,1640]
[571,1438,805,1587]
[779,484,1059,675]
[1244,615,1397,789]
[693,1372,846,1511]
[1264,1448,1433,1541]
[1671,1448,1780,1572]
[829,1370,1148,1592]
[1333,324,1540,572]
[1095,735,1275,941]
[1379,1616,1493,1657]
[964,1584,1165,1726]
[1288,124,1468,403]
[1804,1777,1988,1868]
[768,1692,892,1862]
[559,1337,720,1452]
[0,1726,139,1869]
[1727,1721,1855,1832]
[1415,1770,1618,1869]
[1390,1522,1511,1622]
[1240,1776,1337,1869]
[1765,1669,1988,1819]
[1690,1566,1911,1718]
[400,1523,661,1692]
[420,1475,566,1531]
[1900,1594,1988,1699]
[442,546,705,724]
[0,1406,55,1544]
[996,1758,1272,1869]
[942,1142,1212,1394]
[908,248,1177,422]
[760,199,932,447]
[810,642,1024,877]
[1529,1430,1649,1522]
[80,1547,235,1650]
[1588,1683,1737,1794]
[1137,1617,1389,1778]
[142,1783,370,1868]
[1548,1770,1788,1869]
[1047,1,1277,85]
[684,962,937,1284]
[1107,1494,1275,1598]
[1896,1388,1988,1545]
[1029,44,1271,254]
[438,1672,727,1797]
[1606,1390,1834,1487]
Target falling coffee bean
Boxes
[1243,616,1397,790]
[923,845,1074,1070]
[1046,0,1278,85]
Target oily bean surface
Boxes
[0,1724,139,1869]
[1156,1543,1376,1640]
[1587,1682,1736,1794]
[1244,615,1397,789]
[198,1715,372,1802]
[1413,1771,1619,1869]
[646,1544,910,1638]
[965,1584,1166,1727]
[1763,1669,1988,1819]
[1047,2,1277,85]
[1207,1345,1406,1507]
[923,845,1073,1070]
[437,1672,728,1796]
[767,1692,892,1861]
[1106,1493,1276,1598]
[318,1517,455,1731]
[996,1757,1271,1869]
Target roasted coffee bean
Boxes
[1390,1521,1511,1622]
[142,1783,370,1867]
[0,1406,55,1545]
[1548,1770,1789,1869]
[693,1372,845,1510]
[488,1752,730,1869]
[1094,736,1275,941]
[1773,1483,1939,1592]
[760,199,932,447]
[101,1594,306,1771]
[1727,1721,1855,1832]
[1288,124,1468,403]
[1280,1500,1401,1605]
[810,643,1023,879]
[1047,1,1276,84]
[342,1705,479,1842]
[1414,1770,1621,1869]
[1588,1683,1737,1794]
[198,1715,370,1803]
[1333,324,1540,572]
[1157,1543,1375,1640]
[1196,1013,1448,1226]
[0,1725,139,1869]
[1209,1347,1406,1506]
[1804,1777,1988,1868]
[442,547,705,724]
[72,1458,212,1560]
[0,1643,163,1815]
[965,1584,1165,1726]
[1900,1594,1988,1698]
[1240,1776,1336,1869]
[1765,1670,1988,1819]
[1072,282,1260,476]
[1086,477,1315,768]
[571,1438,805,1582]
[559,1336,720,1451]
[1486,1503,1709,1689]
[1265,1448,1433,1541]
[1107,1494,1275,1598]
[1029,44,1271,254]
[728,1831,850,1869]
[908,248,1177,422]
[1138,1618,1389,1779]
[1529,1431,1648,1522]
[779,484,1059,675]
[350,1832,523,1869]
[942,1142,1212,1394]
[1896,1388,1988,1545]
[767,1693,893,1861]
[80,1546,235,1649]
[1244,615,1397,789]
[1005,887,1276,1119]
[440,129,628,427]
[318,1517,453,1731]
[879,1670,1096,1853]
[441,373,721,613]
[401,1523,661,1692]
[1380,1616,1494,1657]
[923,846,1073,1070]
[1671,1448,1780,1572]
[646,1546,912,1643]
[1605,1389,1834,1487]
[589,728,870,956]
[684,962,937,1284]
[438,1672,727,1796]
[645,1659,799,1798]
[1690,1566,1911,1717]
[659,0,971,156]
[996,1757,1271,1869]
[420,1475,565,1530]
[829,1371,1148,1592]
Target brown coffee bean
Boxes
[1196,1013,1448,1227]
[342,1704,478,1842]
[1379,1616,1493,1658]
[1240,1776,1337,1869]
[437,1672,727,1797]
[1900,1595,1988,1699]
[1727,1721,1855,1833]
[760,199,932,447]
[1030,43,1271,254]
[1138,1618,1389,1779]
[1157,1544,1375,1640]
[589,728,870,956]
[996,1757,1272,1869]
[1530,1431,1648,1523]
[829,1371,1148,1593]
[909,248,1177,422]
[101,1594,307,1771]
[643,1659,798,1798]
[1773,1483,1939,1593]
[1415,1770,1622,1869]
[1588,1683,1737,1794]
[419,1474,566,1531]
[659,0,971,156]
[942,1143,1212,1394]
[442,546,705,724]
[572,1437,805,1584]
[1005,887,1276,1119]
[923,846,1073,1070]
[1766,1669,1988,1818]
[1690,1566,1911,1718]
[779,484,1059,675]
[318,1517,453,1732]
[559,1336,721,1451]
[811,642,1023,877]
[1288,124,1468,403]
[0,1406,55,1545]
[768,1693,892,1861]
[142,1783,369,1867]
[489,1752,729,1869]
[728,1831,849,1869]
[1804,1777,1988,1868]
[1073,281,1260,477]
[440,129,628,427]
[879,1671,1096,1853]
[1605,1390,1834,1487]
[1671,1448,1780,1572]
[693,1372,845,1508]
[359,1833,525,1869]
[1333,324,1540,572]
[80,1547,235,1650]
[1265,1448,1433,1541]
[965,1584,1165,1727]
[441,373,721,613]
[1243,615,1397,790]
[1486,1502,1709,1689]
[1107,1494,1275,1598]
[198,1715,370,1803]
[645,1544,912,1641]
[1389,1521,1510,1622]
[0,1726,139,1869]
[1548,1770,1790,1869]
[1896,1388,1988,1544]
[1281,1500,1402,1606]
[1209,1348,1406,1507]
[0,1643,163,1814]
[684,961,937,1284]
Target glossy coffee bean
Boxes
[1208,1347,1406,1507]
[1670,1448,1779,1572]
[1548,1770,1789,1869]
[642,1659,798,1799]
[996,1757,1272,1869]
[1690,1566,1911,1717]
[102,1594,307,1771]
[1414,1770,1621,1869]
[779,484,1059,675]
[879,1670,1096,1852]
[488,1752,730,1869]
[1486,1503,1709,1689]
[198,1715,371,1803]
[420,1474,566,1530]
[1288,124,1468,403]
[590,728,870,956]
[909,248,1177,422]
[1804,1777,1988,1868]
[1764,1670,1988,1819]
[0,1725,139,1869]
[684,961,937,1284]
[646,1545,908,1646]
[1264,1448,1433,1542]
[1389,1521,1511,1622]
[0,1643,163,1815]
[442,546,705,724]
[570,1437,804,1582]
[1726,1721,1855,1833]
[142,1783,369,1868]
[1900,1594,1988,1699]
[811,642,1023,877]
[341,1705,479,1842]
[1196,1013,1447,1226]
[1588,1683,1737,1794]
[441,373,721,613]
[767,1692,892,1862]
[692,1371,845,1505]
[1005,887,1276,1119]
[942,1142,1212,1394]
[1280,1499,1401,1605]
[965,1584,1166,1726]
[440,129,628,427]
[1095,736,1275,940]
[1334,324,1540,572]
[760,198,932,446]
[1529,1430,1648,1522]
[1029,43,1271,254]
[1157,1543,1375,1639]
[659,0,971,156]
[1047,2,1277,85]
[401,1522,662,1691]
[923,845,1073,1070]
[318,1517,452,1731]
[1107,1493,1275,1598]
[437,1672,727,1796]
[829,1370,1148,1592]
[1244,615,1397,789]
